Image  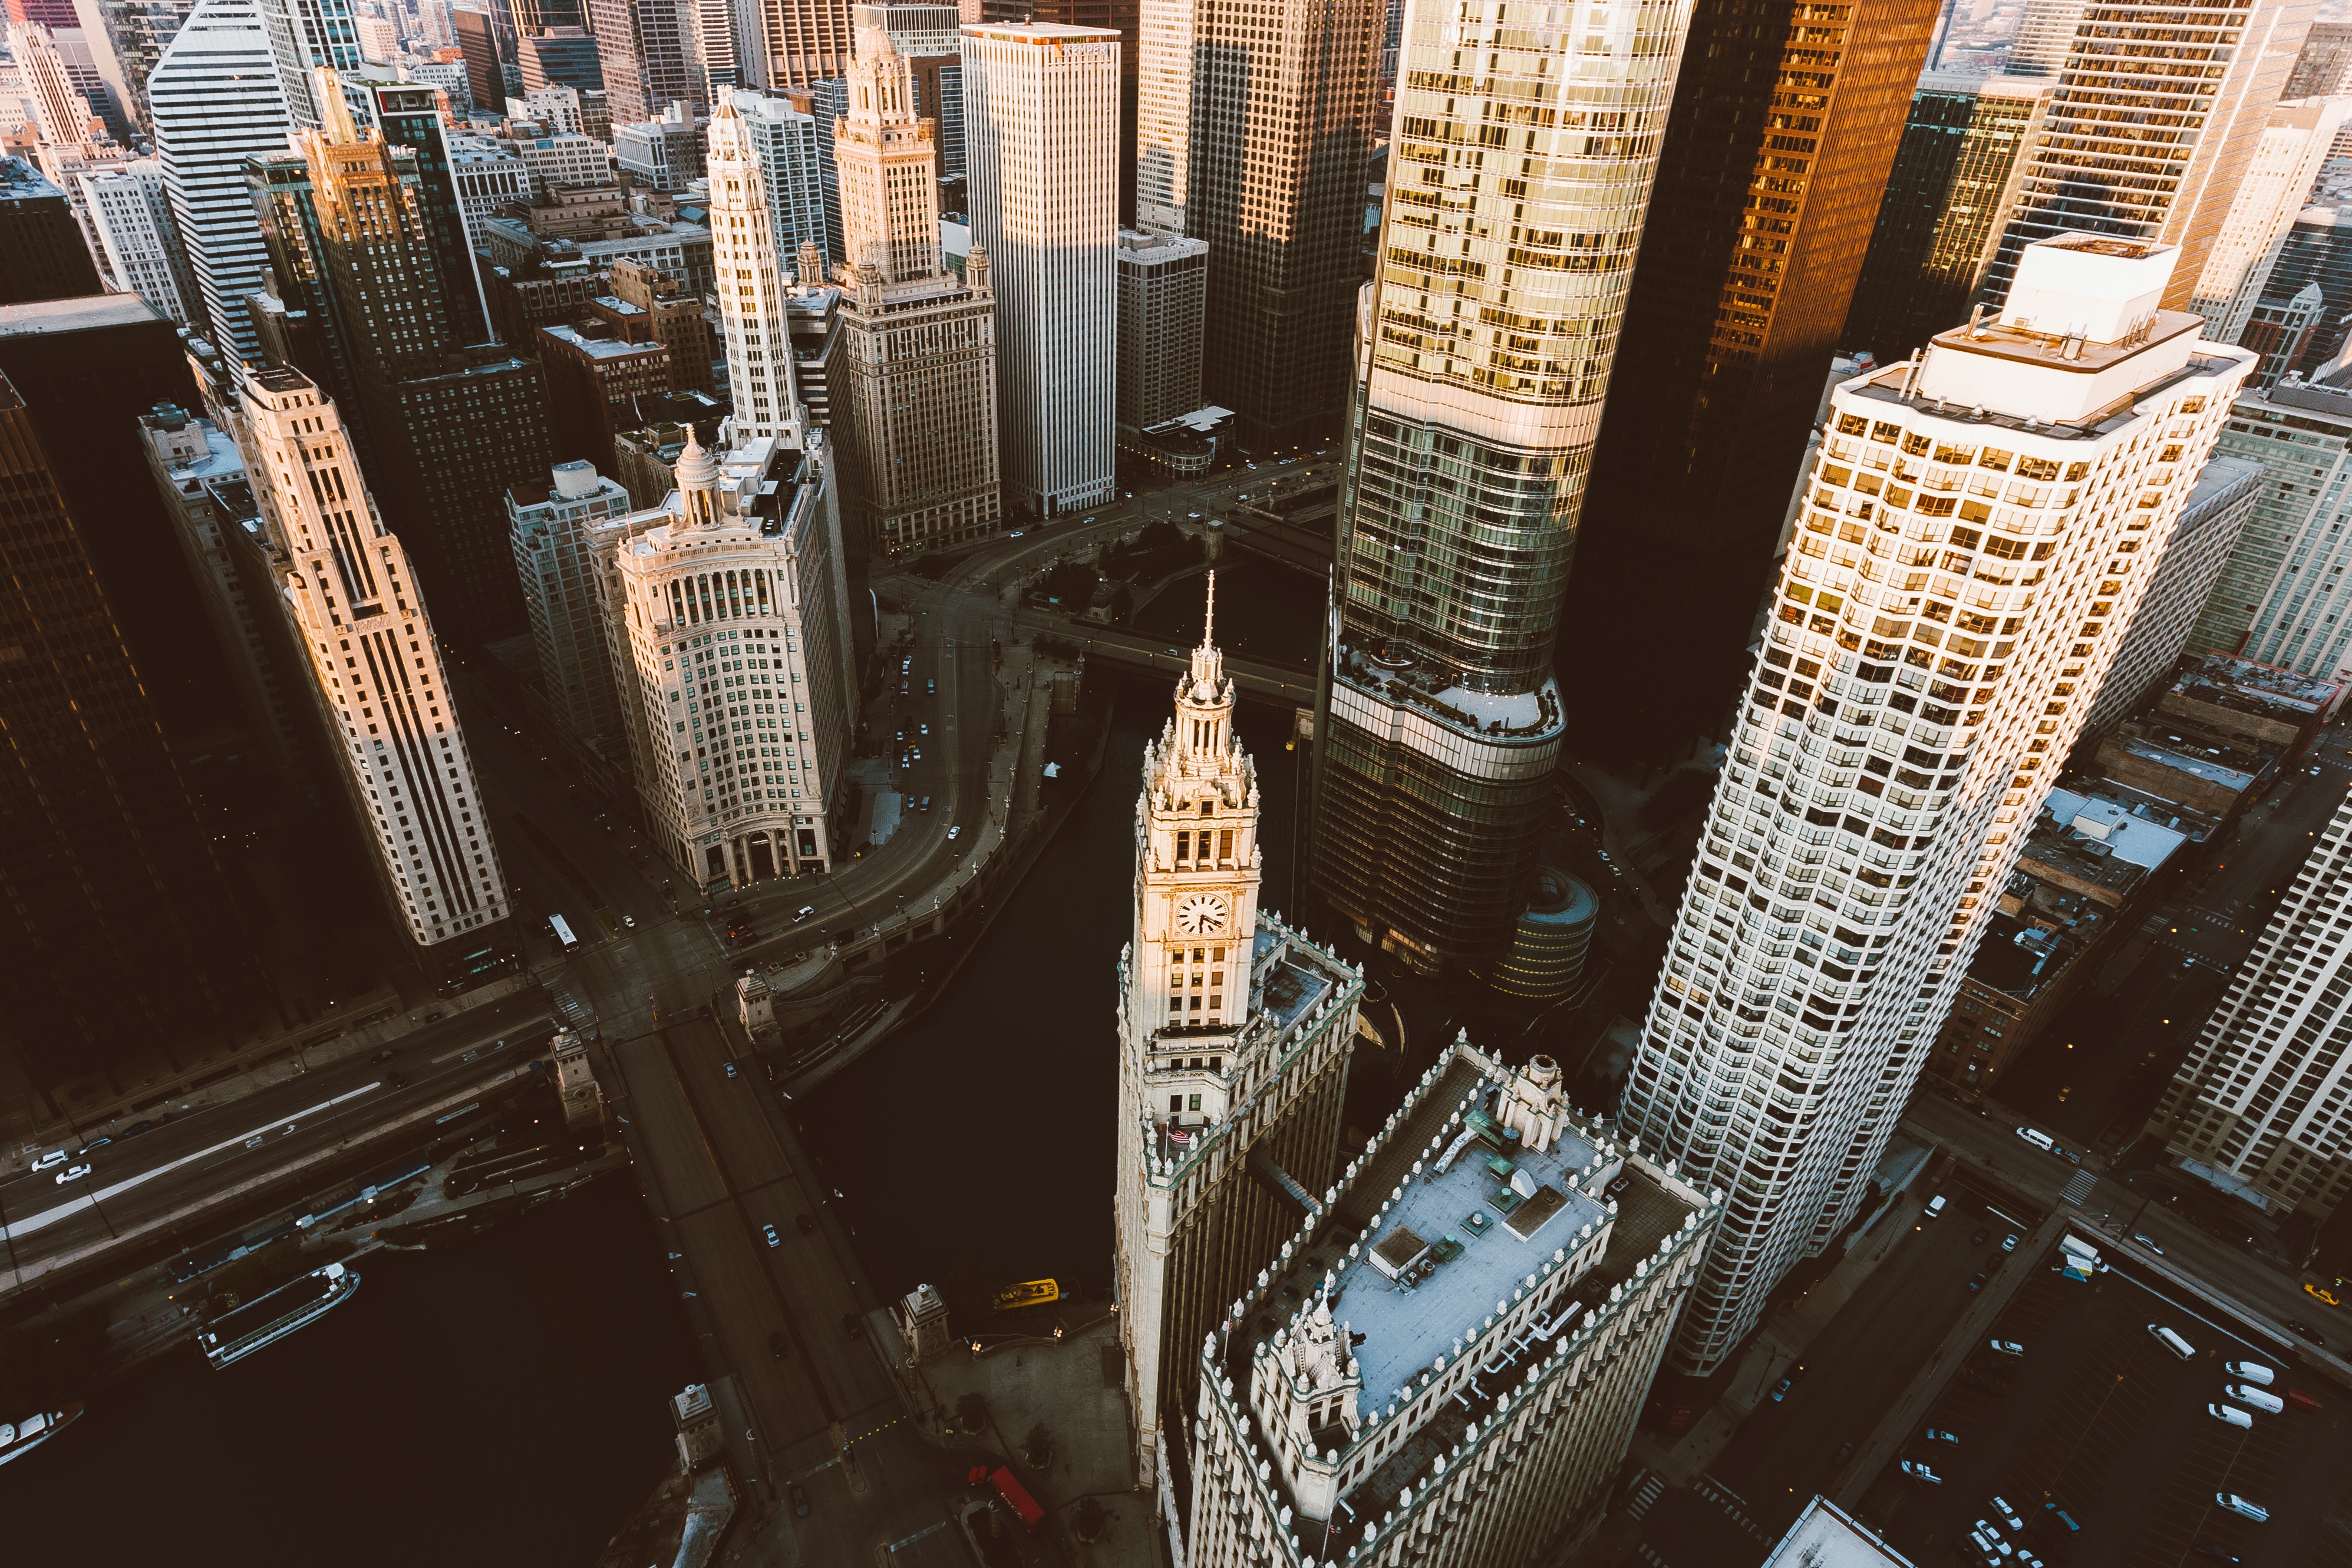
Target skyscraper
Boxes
[230,364,516,968]
[726,88,830,278]
[259,0,363,126]
[1621,236,2254,1374]
[1565,0,1944,754]
[0,156,103,305]
[2189,372,2352,679]
[80,161,197,325]
[2004,0,2085,77]
[357,78,493,344]
[1132,0,1380,443]
[1185,1045,1721,1568]
[590,429,856,881]
[150,0,293,362]
[515,24,605,89]
[982,0,1130,212]
[1305,0,1696,976]
[832,21,999,552]
[961,20,1116,516]
[586,0,701,121]
[2148,784,2352,1223]
[1113,580,1364,1486]
[1116,226,1205,431]
[451,3,506,111]
[854,2,961,180]
[509,457,635,754]
[2190,95,2352,339]
[706,87,803,445]
[745,0,854,87]
[2284,17,2352,97]
[0,365,272,1088]
[92,0,203,132]
[1978,0,2318,313]
[252,74,553,643]
[1843,74,2053,364]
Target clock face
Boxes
[1175,892,1228,935]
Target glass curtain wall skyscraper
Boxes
[1305,0,1699,975]
[1978,0,2318,313]
[1621,236,2254,1373]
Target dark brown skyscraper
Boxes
[0,157,102,306]
[0,368,272,1090]
[1566,0,1941,752]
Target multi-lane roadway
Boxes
[0,993,553,1295]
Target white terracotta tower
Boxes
[1113,572,1364,1493]
[704,90,804,447]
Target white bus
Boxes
[549,913,580,953]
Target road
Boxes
[0,993,553,1292]
[1906,1095,2350,1367]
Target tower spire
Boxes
[1202,569,1216,651]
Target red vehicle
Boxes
[2285,1387,2322,1413]
[971,1465,1043,1532]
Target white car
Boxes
[622,914,636,928]
[1989,1339,2024,1357]
[54,1163,91,1184]
[1899,1460,1942,1484]
[947,824,962,840]
[1970,1523,2013,1561]
[1187,511,1200,519]
[2208,1402,2252,1429]
[794,905,817,922]
[2214,1493,2268,1522]
[2133,1232,2163,1254]
[31,1148,70,1171]
[763,1223,780,1247]
[1990,1497,2024,1533]
[1009,530,1025,537]
[2223,1361,2274,1385]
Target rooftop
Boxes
[2105,732,2258,792]
[1,156,71,204]
[0,292,167,338]
[2169,653,2341,718]
[1968,901,2100,1001]
[2034,786,2190,872]
[540,322,667,359]
[1761,1496,1915,1567]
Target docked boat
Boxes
[196,1261,360,1369]
[0,1401,84,1467]
[991,1278,1060,1312]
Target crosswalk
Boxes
[2060,1168,2099,1207]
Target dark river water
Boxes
[2,560,1327,1566]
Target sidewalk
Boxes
[906,1315,1157,1568]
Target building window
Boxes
[1188,1094,1202,1112]
[1169,1094,1182,1113]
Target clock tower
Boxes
[1127,573,1262,1060]
[1114,574,1364,1501]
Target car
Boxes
[724,1062,738,1078]
[1769,1364,1805,1401]
[2224,1383,2282,1412]
[769,1331,790,1360]
[385,1071,407,1088]
[762,1223,780,1247]
[123,1119,160,1139]
[911,747,921,760]
[1008,530,1025,537]
[1991,1497,2025,1533]
[1989,1339,2024,1357]
[1924,1428,1958,1445]
[1970,1523,2013,1561]
[1987,1252,2010,1272]
[919,722,929,735]
[2133,1232,2163,1254]
[2313,765,2325,775]
[901,656,912,674]
[842,1312,862,1339]
[2214,1494,2268,1523]
[1972,1226,1990,1245]
[927,679,935,694]
[2207,1402,2252,1428]
[795,905,816,921]
[2305,1282,2341,1307]
[55,1164,90,1184]
[31,1148,69,1171]
[372,1047,398,1064]
[791,1484,810,1517]
[2014,1553,2046,1568]
[947,824,962,840]
[622,913,636,928]
[1899,1460,1942,1483]
[1968,1271,1988,1292]
[2224,1360,2275,1385]
[81,1136,111,1150]
[2001,1233,2019,1252]
[796,1213,815,1233]
[1187,511,1200,519]
[2282,1317,2326,1344]
[1165,646,1184,655]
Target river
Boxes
[0,560,1325,1564]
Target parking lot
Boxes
[1859,1236,2352,1567]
